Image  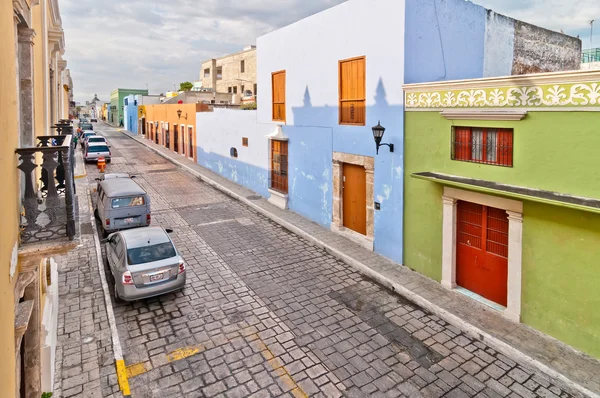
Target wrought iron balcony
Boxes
[16,134,77,244]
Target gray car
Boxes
[104,227,186,301]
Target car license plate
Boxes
[149,273,164,282]
[124,217,134,223]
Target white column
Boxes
[441,196,457,289]
[505,211,523,322]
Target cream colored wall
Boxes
[201,49,257,94]
[0,0,21,396]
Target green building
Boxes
[403,70,600,359]
[109,88,149,126]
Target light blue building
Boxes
[123,94,138,134]
[194,0,580,266]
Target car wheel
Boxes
[94,208,99,219]
[113,283,123,303]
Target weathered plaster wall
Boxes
[195,109,271,198]
[512,21,581,75]
[404,110,600,358]
[483,11,515,78]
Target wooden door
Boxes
[342,163,367,235]
[188,127,194,158]
[456,201,509,306]
[173,125,179,154]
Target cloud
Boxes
[62,0,598,102]
[60,0,346,102]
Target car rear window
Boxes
[111,196,145,208]
[88,137,105,142]
[88,145,109,153]
[127,242,176,265]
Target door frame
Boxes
[441,187,523,322]
[331,151,374,251]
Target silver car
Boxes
[85,135,107,150]
[104,227,186,301]
[85,142,111,162]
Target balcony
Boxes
[16,133,77,245]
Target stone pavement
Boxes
[55,123,590,398]
[116,126,600,398]
[53,176,120,397]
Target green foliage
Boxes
[42,393,53,398]
[179,82,194,92]
[241,102,257,110]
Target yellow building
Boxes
[3,1,74,397]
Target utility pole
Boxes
[591,20,595,47]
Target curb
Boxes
[86,188,131,397]
[115,128,598,398]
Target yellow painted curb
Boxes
[116,359,131,396]
[74,174,87,179]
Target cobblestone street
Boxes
[73,123,586,398]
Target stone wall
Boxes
[512,20,581,75]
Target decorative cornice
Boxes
[48,0,62,28]
[440,110,528,121]
[405,81,600,111]
[48,28,64,52]
[404,70,600,92]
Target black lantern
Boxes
[177,109,187,120]
[372,121,394,154]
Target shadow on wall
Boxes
[289,78,405,264]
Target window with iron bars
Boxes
[270,140,288,193]
[451,127,513,167]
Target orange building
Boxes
[144,103,209,162]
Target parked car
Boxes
[81,131,96,148]
[79,122,93,131]
[90,117,98,122]
[85,135,107,149]
[84,143,111,163]
[103,227,186,301]
[95,178,151,235]
[95,173,136,192]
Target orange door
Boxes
[343,164,367,235]
[456,201,509,306]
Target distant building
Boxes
[581,48,600,70]
[123,94,161,135]
[109,88,149,126]
[200,45,257,102]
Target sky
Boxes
[60,0,600,103]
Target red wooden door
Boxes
[456,201,509,306]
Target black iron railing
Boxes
[16,134,76,243]
[451,127,513,167]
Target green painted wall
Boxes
[404,111,600,358]
[109,89,148,125]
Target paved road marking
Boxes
[125,363,148,378]
[167,345,203,362]
[249,333,308,398]
[87,189,131,396]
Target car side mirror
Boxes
[130,175,136,179]
[100,238,109,244]
[165,228,174,234]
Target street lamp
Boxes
[177,109,187,120]
[372,121,393,154]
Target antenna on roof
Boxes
[591,20,595,47]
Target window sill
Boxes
[268,189,288,210]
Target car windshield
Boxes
[111,196,145,208]
[88,145,109,153]
[127,242,176,265]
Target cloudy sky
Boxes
[60,0,599,103]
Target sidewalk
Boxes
[118,128,600,398]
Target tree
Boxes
[179,82,193,92]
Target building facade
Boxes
[403,70,600,359]
[201,46,257,99]
[253,0,580,265]
[3,0,74,397]
[108,88,148,126]
[144,103,210,161]
[123,95,138,134]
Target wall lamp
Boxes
[372,121,393,154]
[177,109,188,120]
